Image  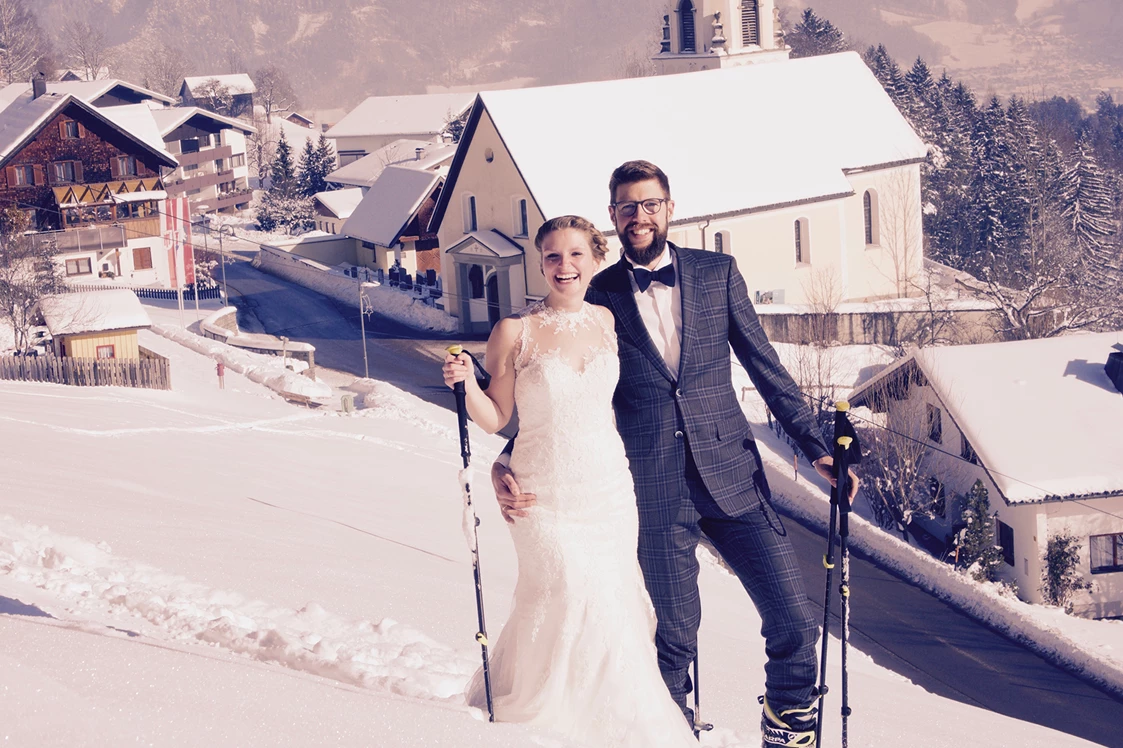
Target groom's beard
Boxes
[619,222,669,267]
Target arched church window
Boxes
[741,0,760,46]
[713,232,723,254]
[863,190,880,245]
[469,264,485,299]
[794,218,810,264]
[679,0,696,53]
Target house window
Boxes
[133,247,153,270]
[864,190,880,245]
[96,345,115,359]
[52,161,77,184]
[463,194,478,233]
[60,120,81,138]
[468,264,485,299]
[927,403,942,444]
[181,138,200,154]
[741,0,760,45]
[115,155,138,176]
[10,164,35,186]
[679,0,696,53]
[230,154,246,168]
[199,134,212,148]
[794,219,810,264]
[215,159,225,172]
[65,257,93,276]
[514,198,528,237]
[961,434,979,465]
[1090,534,1123,574]
[181,163,199,174]
[996,520,1015,567]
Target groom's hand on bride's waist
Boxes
[492,459,536,524]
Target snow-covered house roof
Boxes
[98,104,177,162]
[326,139,454,189]
[149,107,257,136]
[183,74,257,96]
[0,93,177,171]
[431,51,928,234]
[848,332,1123,504]
[39,290,152,336]
[326,92,474,139]
[0,79,177,110]
[314,188,364,220]
[341,167,442,247]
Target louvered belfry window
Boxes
[679,0,696,53]
[742,0,760,46]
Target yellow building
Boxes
[39,289,152,359]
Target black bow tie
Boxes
[631,264,676,293]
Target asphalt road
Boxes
[225,255,1123,747]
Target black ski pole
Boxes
[692,656,713,739]
[813,405,845,747]
[447,344,495,722]
[836,411,855,748]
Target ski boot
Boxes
[759,695,817,747]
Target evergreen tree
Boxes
[295,137,318,197]
[269,131,296,193]
[955,481,1005,583]
[1041,531,1092,613]
[1062,132,1117,271]
[314,134,337,186]
[788,8,848,59]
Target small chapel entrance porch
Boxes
[445,230,527,334]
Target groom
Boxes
[493,160,854,747]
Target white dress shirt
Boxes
[625,248,682,376]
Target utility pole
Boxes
[358,281,371,379]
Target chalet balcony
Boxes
[176,144,233,167]
[202,188,254,212]
[167,168,237,195]
[31,217,163,254]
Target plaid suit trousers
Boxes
[636,448,820,712]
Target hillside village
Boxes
[1,0,1122,746]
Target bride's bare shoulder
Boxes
[591,304,615,327]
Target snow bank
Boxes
[0,515,477,703]
[150,323,332,401]
[254,246,457,334]
[756,439,1123,699]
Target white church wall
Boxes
[844,165,926,301]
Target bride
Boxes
[442,216,699,747]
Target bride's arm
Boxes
[443,317,520,434]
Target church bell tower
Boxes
[652,0,790,75]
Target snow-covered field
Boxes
[0,326,1113,746]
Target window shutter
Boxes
[33,165,45,185]
[74,161,84,183]
[110,157,120,178]
[4,166,15,186]
[77,122,87,138]
[59,121,67,139]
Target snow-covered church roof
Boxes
[432,52,928,234]
[849,332,1123,504]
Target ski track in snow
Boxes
[0,515,480,708]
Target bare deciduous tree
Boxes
[0,0,51,85]
[60,19,115,81]
[252,64,299,124]
[878,168,925,299]
[192,78,235,117]
[140,44,189,98]
[788,267,845,435]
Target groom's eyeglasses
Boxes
[611,198,669,218]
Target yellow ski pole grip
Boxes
[835,400,850,412]
[837,436,853,450]
[447,344,464,356]
[475,632,489,646]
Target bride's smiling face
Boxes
[540,228,600,301]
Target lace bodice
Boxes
[509,301,629,514]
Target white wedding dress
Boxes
[466,301,697,747]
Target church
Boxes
[428,0,928,334]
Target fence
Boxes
[62,283,223,301]
[0,346,171,390]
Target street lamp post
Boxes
[218,225,234,302]
[359,281,372,379]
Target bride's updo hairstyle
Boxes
[534,215,609,262]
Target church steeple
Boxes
[652,0,789,76]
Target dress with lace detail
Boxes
[466,301,697,747]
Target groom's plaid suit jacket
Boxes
[588,244,829,523]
